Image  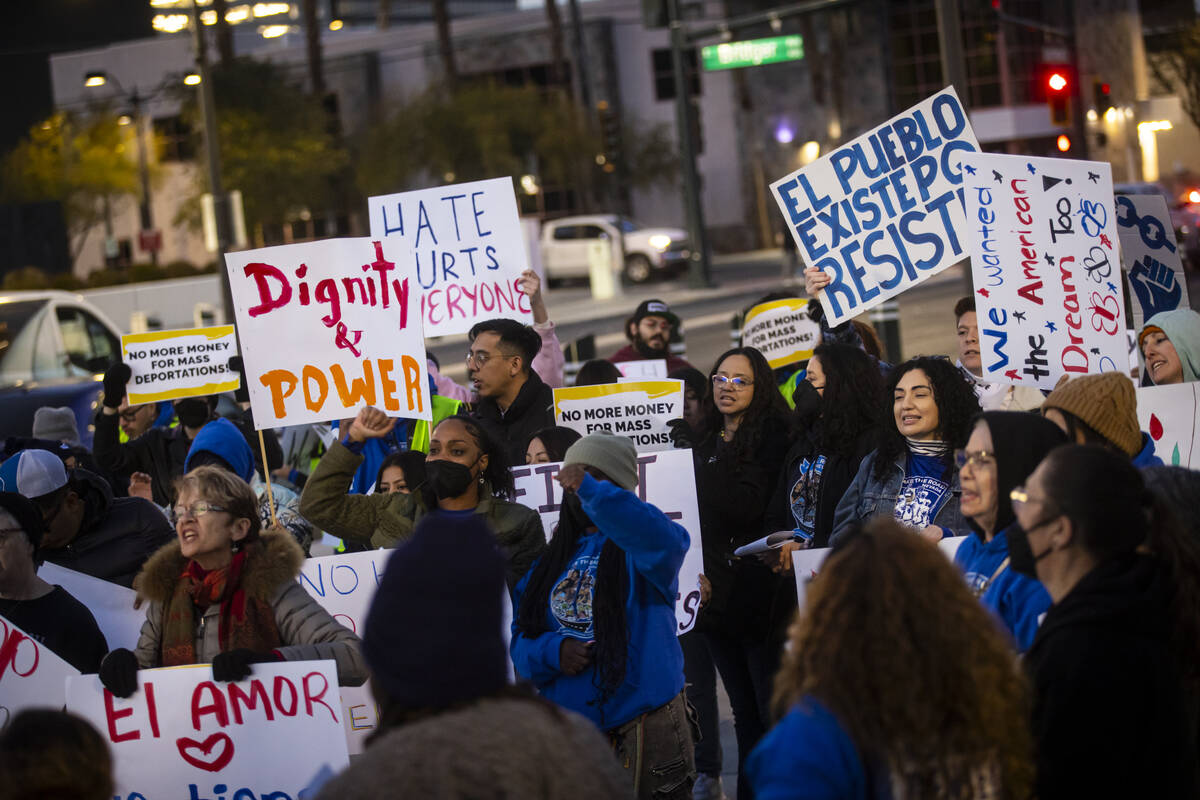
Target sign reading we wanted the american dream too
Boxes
[772,87,980,327]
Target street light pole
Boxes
[129,91,157,266]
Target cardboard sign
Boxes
[225,237,432,429]
[961,153,1125,390]
[791,535,965,610]
[553,380,683,451]
[367,177,532,337]
[1115,194,1191,330]
[511,449,705,635]
[1137,383,1199,468]
[37,563,143,652]
[66,661,348,798]
[0,614,81,728]
[121,325,240,404]
[741,298,820,368]
[772,87,980,326]
[615,359,669,380]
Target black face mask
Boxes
[792,379,822,423]
[175,398,212,429]
[425,459,477,499]
[559,492,595,532]
[1007,519,1055,578]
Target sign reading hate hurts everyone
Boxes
[1,614,81,728]
[66,661,348,800]
[772,87,980,327]
[553,380,684,451]
[1114,193,1191,330]
[512,448,705,635]
[961,153,1125,390]
[122,325,240,405]
[367,177,533,337]
[741,298,820,368]
[225,237,432,429]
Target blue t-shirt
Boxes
[893,451,951,530]
[748,697,874,800]
[954,527,1052,652]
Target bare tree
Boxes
[1148,22,1200,133]
[432,0,458,91]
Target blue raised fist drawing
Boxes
[1129,254,1183,318]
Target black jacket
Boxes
[469,371,555,469]
[41,469,175,588]
[1026,554,1199,799]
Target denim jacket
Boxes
[829,448,965,546]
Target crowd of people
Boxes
[2,262,1200,800]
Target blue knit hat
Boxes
[184,418,255,481]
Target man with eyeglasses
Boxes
[609,300,693,373]
[465,318,556,467]
[0,448,172,588]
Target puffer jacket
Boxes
[299,440,545,588]
[132,529,367,686]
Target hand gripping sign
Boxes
[772,87,980,327]
[122,325,240,405]
[225,237,432,429]
[368,177,533,337]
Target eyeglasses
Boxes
[1009,486,1051,516]
[119,408,145,423]
[954,449,996,470]
[170,501,227,524]
[712,375,753,391]
[464,350,517,370]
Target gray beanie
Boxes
[562,432,638,491]
[32,407,80,447]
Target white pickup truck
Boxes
[540,215,690,284]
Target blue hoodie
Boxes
[1132,432,1164,469]
[511,473,688,730]
[184,417,255,480]
[954,526,1051,652]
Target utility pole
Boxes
[935,0,974,305]
[667,0,713,288]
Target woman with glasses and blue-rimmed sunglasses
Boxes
[689,345,792,799]
[1010,444,1200,800]
[97,465,367,699]
[952,412,1064,652]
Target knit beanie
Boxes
[31,407,80,447]
[562,432,638,491]
[1139,308,1200,384]
[1043,372,1142,457]
[362,511,508,711]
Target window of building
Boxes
[652,48,700,101]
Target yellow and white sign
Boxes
[121,325,240,404]
[741,297,820,368]
[553,379,684,451]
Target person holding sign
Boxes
[831,357,980,545]
[98,465,367,697]
[299,409,545,589]
[512,433,694,798]
[953,297,1045,411]
[1012,446,1200,799]
[748,518,1033,799]
[1138,308,1200,386]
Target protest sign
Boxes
[37,563,142,651]
[1115,194,1191,330]
[961,153,1125,390]
[368,177,532,337]
[1136,382,1199,468]
[741,298,820,368]
[122,325,240,405]
[615,359,669,380]
[792,535,966,609]
[0,614,80,729]
[512,448,704,634]
[553,380,683,451]
[66,661,348,799]
[225,237,432,429]
[772,87,980,326]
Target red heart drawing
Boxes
[176,732,235,772]
[1150,413,1163,441]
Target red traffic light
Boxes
[1048,72,1068,92]
[1100,82,1110,94]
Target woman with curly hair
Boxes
[691,345,793,798]
[830,356,980,545]
[1011,445,1200,798]
[300,409,545,589]
[749,517,1034,800]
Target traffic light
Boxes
[1045,67,1071,126]
[597,100,622,174]
[1093,80,1113,115]
[1057,134,1071,152]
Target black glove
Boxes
[101,363,132,410]
[99,648,139,698]
[667,418,693,449]
[227,356,250,404]
[211,648,280,682]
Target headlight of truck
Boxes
[648,234,671,251]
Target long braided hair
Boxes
[515,495,630,719]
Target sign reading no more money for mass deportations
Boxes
[553,380,684,452]
[741,298,820,369]
[122,325,240,405]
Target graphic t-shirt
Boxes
[550,551,600,640]
[893,451,952,530]
[788,455,827,537]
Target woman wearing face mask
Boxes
[691,346,792,799]
[524,426,582,464]
[831,356,980,546]
[300,408,545,588]
[1010,445,1200,799]
[953,412,1065,652]
[1137,308,1200,385]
